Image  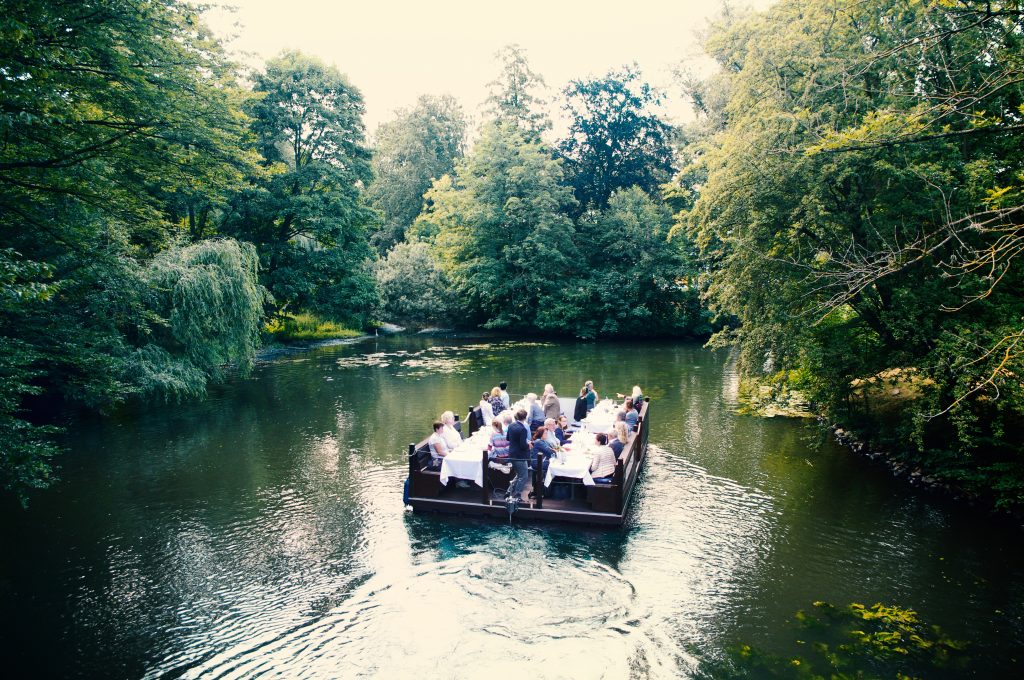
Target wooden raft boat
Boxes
[404,399,650,526]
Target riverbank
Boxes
[740,376,1024,522]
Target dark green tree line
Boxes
[221,50,378,327]
[376,47,702,338]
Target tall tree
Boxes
[368,94,467,253]
[484,44,552,140]
[222,50,378,325]
[558,65,675,212]
[415,122,579,331]
[677,0,1024,509]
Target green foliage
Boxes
[484,44,551,140]
[265,312,362,342]
[695,601,968,680]
[416,121,580,332]
[0,0,269,502]
[368,95,467,253]
[559,65,675,212]
[573,186,709,337]
[676,0,1024,509]
[0,339,59,503]
[374,241,459,326]
[223,50,378,327]
[139,239,267,394]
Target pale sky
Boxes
[204,0,773,138]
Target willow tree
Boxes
[134,239,267,398]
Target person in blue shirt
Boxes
[554,415,572,445]
[506,409,532,501]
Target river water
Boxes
[1,336,1021,678]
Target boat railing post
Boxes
[481,450,490,505]
[534,452,544,509]
[613,458,625,513]
[408,443,416,475]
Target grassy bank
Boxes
[265,313,363,342]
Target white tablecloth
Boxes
[579,398,618,432]
[439,430,489,487]
[544,450,596,487]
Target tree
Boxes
[484,44,552,140]
[133,239,267,399]
[415,122,579,331]
[574,187,708,337]
[0,0,269,502]
[558,66,675,212]
[222,50,378,325]
[367,95,467,253]
[676,0,1024,509]
[374,241,458,326]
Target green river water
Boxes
[1,336,1021,678]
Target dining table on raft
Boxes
[439,429,489,487]
[439,398,622,488]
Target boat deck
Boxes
[404,399,650,526]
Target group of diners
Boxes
[425,380,645,503]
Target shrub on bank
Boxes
[265,313,362,342]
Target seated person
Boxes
[529,427,552,477]
[499,411,514,435]
[554,415,572,445]
[589,433,617,482]
[631,385,644,410]
[532,419,561,459]
[427,421,450,470]
[623,398,639,431]
[610,421,629,459]
[527,392,545,432]
[573,388,589,422]
[488,420,510,461]
[489,386,505,416]
[440,411,462,451]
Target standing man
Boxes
[506,409,531,501]
[499,381,510,410]
[542,383,560,421]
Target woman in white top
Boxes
[440,411,462,451]
[478,392,495,428]
[589,432,618,480]
[427,421,449,469]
